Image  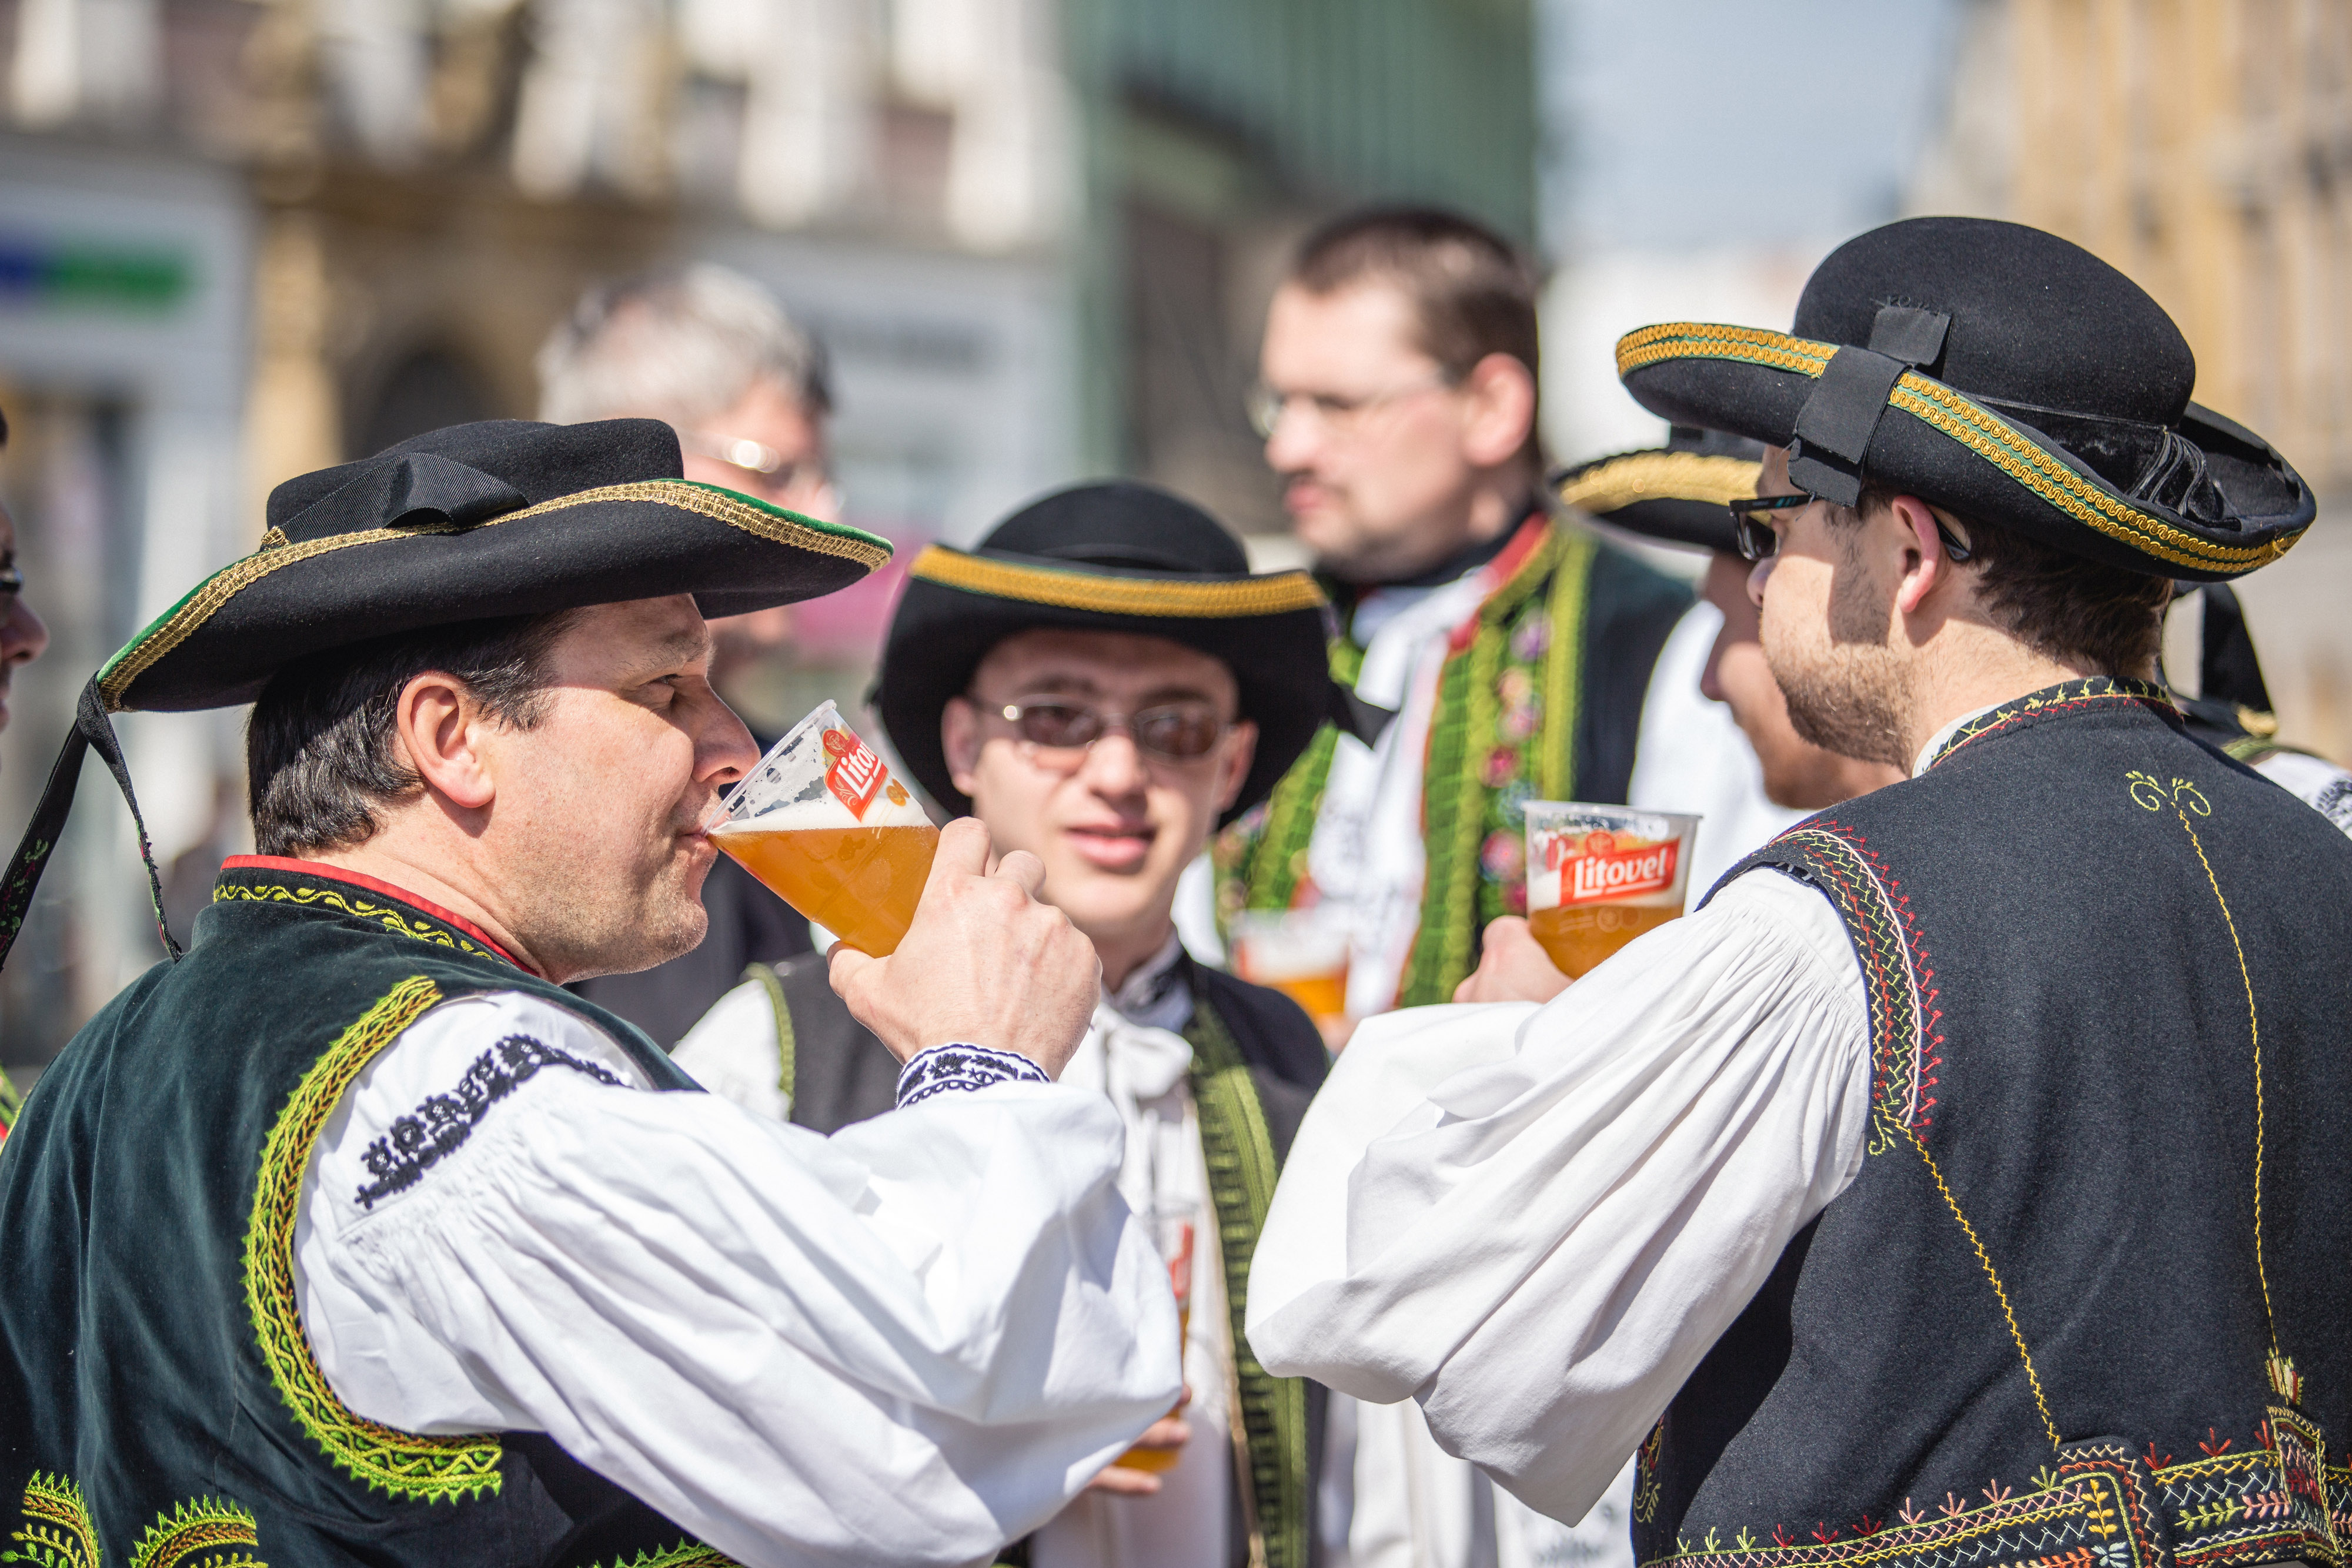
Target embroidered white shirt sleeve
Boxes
[296,989,1182,1568]
[1247,870,1873,1526]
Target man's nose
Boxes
[700,700,761,788]
[1078,729,1148,797]
[1262,403,1319,475]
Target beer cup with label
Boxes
[1521,803,1701,978]
[1112,1203,1197,1474]
[1227,910,1351,1029]
[709,700,940,957]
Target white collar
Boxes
[1912,697,2009,777]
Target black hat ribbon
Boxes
[1788,305,1950,507]
[0,677,179,974]
[278,452,527,544]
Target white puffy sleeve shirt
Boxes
[295,991,1182,1568]
[1245,870,1874,1526]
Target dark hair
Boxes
[246,611,580,857]
[1288,206,1543,470]
[1849,486,2171,677]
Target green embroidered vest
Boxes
[0,861,733,1567]
[1213,517,1690,1007]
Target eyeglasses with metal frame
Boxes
[1725,493,1975,564]
[975,695,1233,764]
[1244,372,1456,441]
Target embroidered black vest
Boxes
[1633,680,2352,1568]
[0,861,733,1567]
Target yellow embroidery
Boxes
[590,1545,740,1568]
[128,1497,261,1568]
[2127,769,2293,1398]
[1611,322,2300,574]
[241,976,505,1500]
[1553,449,1762,516]
[1905,1124,2062,1447]
[95,480,888,710]
[10,1472,101,1568]
[212,882,500,962]
[910,544,1327,618]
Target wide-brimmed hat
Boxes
[1552,427,1763,555]
[0,417,890,970]
[875,482,1339,826]
[1616,216,2313,582]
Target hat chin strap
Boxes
[0,677,181,977]
[1788,305,1952,508]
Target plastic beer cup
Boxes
[1227,910,1351,1028]
[709,701,940,958]
[1113,1203,1197,1474]
[1521,803,1702,978]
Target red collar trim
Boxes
[1445,516,1553,654]
[219,855,539,975]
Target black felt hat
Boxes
[1616,216,2313,582]
[0,417,890,970]
[1552,426,1764,555]
[874,482,1339,826]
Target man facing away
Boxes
[678,482,1339,1568]
[0,420,1180,1566]
[538,263,837,1045]
[1248,218,2352,1568]
[1559,430,1903,894]
[1212,207,1690,1022]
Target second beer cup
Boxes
[1522,802,1701,978]
[709,700,940,957]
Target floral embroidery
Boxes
[3,1480,263,1568]
[241,976,505,1500]
[589,1546,738,1568]
[356,1034,623,1209]
[6,1472,99,1568]
[893,1043,1050,1108]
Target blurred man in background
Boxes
[1215,207,1686,1568]
[0,409,51,1149]
[537,263,837,1043]
[1217,206,1689,1034]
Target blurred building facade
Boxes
[0,0,1535,1072]
[1912,0,2352,761]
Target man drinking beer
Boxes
[0,420,1181,1567]
[677,480,1344,1568]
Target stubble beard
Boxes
[1767,566,1915,774]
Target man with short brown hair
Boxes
[1217,206,1689,1028]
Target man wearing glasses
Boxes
[1217,206,1690,1035]
[537,263,839,1044]
[675,481,1344,1568]
[1250,218,2352,1568]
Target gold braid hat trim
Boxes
[1553,450,1762,515]
[96,480,890,711]
[1613,322,2301,573]
[910,544,1327,618]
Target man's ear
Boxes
[396,672,496,811]
[942,697,982,796]
[1886,494,1956,617]
[1459,352,1536,469]
[1211,721,1259,815]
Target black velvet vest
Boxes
[0,861,731,1567]
[1635,680,2352,1568]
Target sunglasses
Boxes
[1725,493,1975,564]
[978,696,1231,763]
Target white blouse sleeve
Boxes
[295,990,1181,1568]
[1245,869,1873,1527]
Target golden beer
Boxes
[1228,911,1351,1028]
[1528,902,1684,978]
[1522,803,1700,980]
[711,821,940,958]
